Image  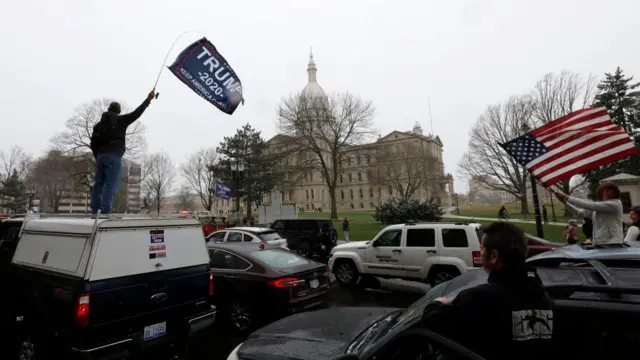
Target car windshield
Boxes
[251,249,309,269]
[257,231,283,242]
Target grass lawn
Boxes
[458,203,572,222]
[298,210,569,243]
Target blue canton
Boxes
[501,133,549,166]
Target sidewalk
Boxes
[443,208,566,226]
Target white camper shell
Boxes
[12,214,211,281]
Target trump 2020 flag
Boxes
[168,37,244,115]
[215,181,231,200]
[499,107,637,186]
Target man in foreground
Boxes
[90,90,156,214]
[421,222,554,360]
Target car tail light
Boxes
[472,251,483,267]
[75,293,90,327]
[324,267,331,277]
[268,277,304,288]
[209,270,214,296]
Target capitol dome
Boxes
[301,50,327,99]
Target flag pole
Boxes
[152,29,201,97]
[529,174,545,239]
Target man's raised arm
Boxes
[118,89,156,127]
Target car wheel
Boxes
[297,241,313,258]
[334,260,359,285]
[228,301,254,333]
[428,268,459,287]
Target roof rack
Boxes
[405,221,478,226]
[23,212,203,221]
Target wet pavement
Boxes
[185,278,428,360]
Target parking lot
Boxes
[186,279,427,360]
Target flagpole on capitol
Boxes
[151,29,201,98]
[521,123,545,239]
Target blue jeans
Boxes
[91,154,122,214]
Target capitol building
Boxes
[264,52,454,212]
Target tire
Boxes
[333,260,359,286]
[297,241,313,258]
[428,267,460,287]
[227,300,255,334]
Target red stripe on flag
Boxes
[533,137,634,179]
[541,147,638,186]
[531,107,605,137]
[530,130,629,171]
[537,119,615,146]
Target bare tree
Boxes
[50,98,147,191]
[277,92,375,219]
[459,96,536,214]
[531,71,597,213]
[0,146,32,180]
[371,141,430,200]
[177,186,196,210]
[25,150,72,212]
[142,152,176,213]
[180,148,219,211]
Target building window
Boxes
[350,203,354,209]
[388,186,393,195]
[349,173,353,182]
[370,202,374,208]
[341,190,345,200]
[369,188,374,198]
[359,189,364,198]
[621,192,632,213]
[340,174,343,183]
[357,156,361,165]
[360,203,364,209]
[366,155,371,164]
[306,190,309,200]
[348,157,352,166]
[311,190,314,199]
[358,172,362,181]
[350,189,354,199]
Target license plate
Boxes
[309,279,319,289]
[143,322,167,341]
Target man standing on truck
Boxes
[90,89,156,214]
[420,222,554,360]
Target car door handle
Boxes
[426,250,437,254]
[392,249,402,253]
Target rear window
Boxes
[441,228,469,248]
[251,249,309,269]
[258,231,283,242]
[318,221,334,230]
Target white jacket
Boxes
[565,197,624,245]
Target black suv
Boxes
[270,219,337,258]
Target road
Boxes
[184,278,428,360]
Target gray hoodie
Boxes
[565,196,623,245]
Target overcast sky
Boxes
[1,0,639,192]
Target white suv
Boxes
[328,221,484,286]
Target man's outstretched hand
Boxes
[148,89,157,101]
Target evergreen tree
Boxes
[216,124,284,217]
[0,169,26,213]
[587,67,640,194]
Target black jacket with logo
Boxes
[421,266,554,360]
[90,98,151,157]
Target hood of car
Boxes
[236,307,400,360]
[332,241,370,251]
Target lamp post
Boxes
[230,160,244,216]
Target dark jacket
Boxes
[421,266,554,360]
[342,220,349,232]
[90,99,151,157]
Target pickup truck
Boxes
[7,213,216,360]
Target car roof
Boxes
[206,241,282,254]
[382,222,482,231]
[528,244,640,262]
[223,227,274,233]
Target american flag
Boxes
[500,107,637,186]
